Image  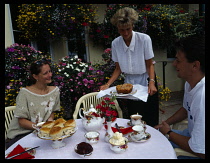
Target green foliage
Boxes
[89,4,205,50]
[17,4,97,41]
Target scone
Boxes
[64,119,76,127]
[116,83,133,94]
[53,118,66,128]
[39,127,51,138]
[42,121,55,128]
[62,126,75,135]
[49,126,63,140]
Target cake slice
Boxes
[116,83,133,94]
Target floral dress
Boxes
[7,86,60,139]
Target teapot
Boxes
[79,104,104,131]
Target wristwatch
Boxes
[165,130,173,139]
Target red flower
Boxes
[180,10,184,13]
[82,22,88,26]
[104,97,110,101]
[96,104,102,109]
[109,101,115,105]
[103,35,109,38]
[143,7,151,11]
[105,110,113,116]
[101,101,106,105]
[112,110,118,117]
[96,29,101,33]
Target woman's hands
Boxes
[100,84,110,90]
[148,80,157,96]
[100,62,121,91]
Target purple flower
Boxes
[7,48,15,52]
[83,78,89,84]
[12,66,20,70]
[89,80,94,84]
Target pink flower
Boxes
[104,48,111,53]
[83,78,89,84]
[89,80,94,84]
[89,66,94,70]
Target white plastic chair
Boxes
[5,106,16,139]
[73,92,123,119]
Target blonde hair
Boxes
[110,7,139,27]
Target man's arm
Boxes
[169,131,205,159]
[154,107,187,129]
[165,107,188,125]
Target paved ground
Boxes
[159,90,185,125]
[159,90,184,123]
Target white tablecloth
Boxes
[5,118,177,159]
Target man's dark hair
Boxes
[175,35,205,73]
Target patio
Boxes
[159,90,187,130]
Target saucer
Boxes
[127,120,146,126]
[128,132,151,143]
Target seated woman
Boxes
[6,58,60,149]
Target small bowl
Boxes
[109,137,128,154]
[84,131,100,144]
[74,142,93,157]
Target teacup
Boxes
[84,131,100,144]
[109,137,128,154]
[130,114,142,126]
[129,125,146,141]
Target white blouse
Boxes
[111,31,154,86]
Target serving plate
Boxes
[37,126,78,140]
[110,89,137,96]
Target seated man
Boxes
[154,35,205,159]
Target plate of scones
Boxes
[36,118,77,140]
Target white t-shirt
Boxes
[111,31,154,86]
[183,77,205,154]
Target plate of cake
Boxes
[36,118,77,140]
[110,83,137,96]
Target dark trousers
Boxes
[127,91,159,127]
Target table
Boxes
[5,118,177,159]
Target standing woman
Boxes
[100,7,159,126]
[6,58,60,149]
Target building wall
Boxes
[5,4,14,48]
